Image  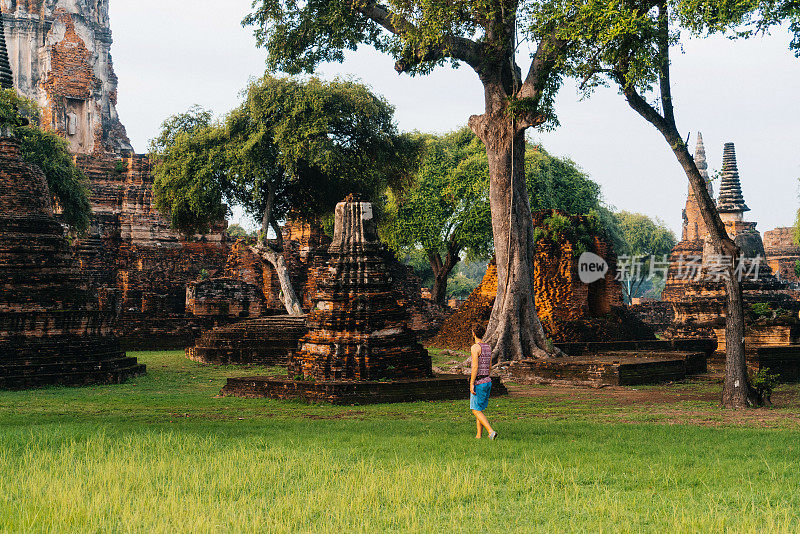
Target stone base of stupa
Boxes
[220,375,507,405]
[0,334,145,390]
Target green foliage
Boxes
[613,211,676,301]
[15,126,92,233]
[226,223,256,240]
[382,127,612,272]
[526,147,603,216]
[148,104,214,154]
[532,212,599,257]
[151,77,413,237]
[400,248,435,289]
[150,107,228,236]
[0,88,37,127]
[795,259,800,279]
[447,271,479,299]
[380,127,492,263]
[750,367,781,396]
[614,211,677,258]
[750,302,774,318]
[114,160,127,174]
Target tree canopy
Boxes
[613,211,677,301]
[1,89,91,233]
[151,75,419,314]
[151,75,416,237]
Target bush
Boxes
[749,302,773,318]
[750,367,781,406]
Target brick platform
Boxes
[555,339,716,375]
[186,316,307,365]
[757,346,800,382]
[221,375,507,405]
[507,349,709,387]
[0,337,144,389]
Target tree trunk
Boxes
[721,274,751,407]
[431,270,449,305]
[470,103,560,362]
[250,245,304,316]
[669,141,757,408]
[252,182,303,316]
[428,246,460,305]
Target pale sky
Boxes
[110,0,800,236]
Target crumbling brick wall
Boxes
[431,211,641,351]
[764,227,800,283]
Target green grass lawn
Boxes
[1,350,799,533]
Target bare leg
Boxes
[476,418,482,438]
[472,410,494,435]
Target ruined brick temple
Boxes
[1,0,130,154]
[1,1,234,348]
[659,135,800,353]
[0,135,144,387]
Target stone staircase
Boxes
[0,337,145,389]
[186,315,307,365]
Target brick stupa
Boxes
[221,195,494,403]
[0,136,145,388]
[290,195,432,381]
[660,139,800,354]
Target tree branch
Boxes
[270,218,284,250]
[514,34,570,129]
[358,1,484,75]
[657,2,675,127]
[260,181,276,243]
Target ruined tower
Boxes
[712,142,763,258]
[0,0,131,154]
[680,132,714,243]
[0,17,144,387]
[716,142,750,222]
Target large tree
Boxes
[562,0,797,407]
[1,89,91,233]
[245,0,582,360]
[382,126,611,304]
[152,75,413,315]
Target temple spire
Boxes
[0,12,13,90]
[716,142,750,214]
[694,132,713,196]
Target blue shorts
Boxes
[470,381,492,411]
